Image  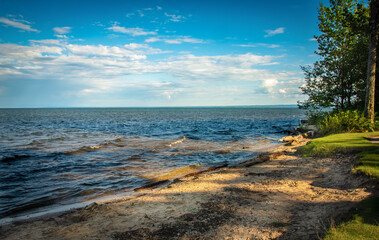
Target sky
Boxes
[0,0,328,107]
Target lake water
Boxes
[0,107,304,223]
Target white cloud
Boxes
[29,39,64,45]
[309,38,317,41]
[107,26,157,36]
[65,44,147,60]
[126,13,136,18]
[164,13,186,22]
[154,53,282,84]
[161,88,183,100]
[126,7,161,19]
[53,27,71,35]
[262,79,278,88]
[123,43,150,49]
[237,43,280,48]
[123,43,171,54]
[56,34,69,39]
[145,36,204,44]
[0,17,39,32]
[137,10,145,17]
[264,27,285,37]
[0,43,63,61]
[145,37,159,43]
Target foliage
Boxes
[305,109,330,125]
[319,109,378,135]
[323,197,379,240]
[298,0,369,111]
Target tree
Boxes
[365,0,378,123]
[299,0,369,112]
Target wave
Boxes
[164,136,186,148]
[26,137,66,146]
[63,137,129,155]
[64,145,104,155]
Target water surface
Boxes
[0,107,304,222]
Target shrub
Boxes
[305,110,330,125]
[319,110,378,135]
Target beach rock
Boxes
[279,136,296,142]
[84,202,98,211]
[279,135,303,145]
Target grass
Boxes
[298,132,379,179]
[354,149,379,179]
[298,132,378,157]
[298,132,379,239]
[323,197,379,240]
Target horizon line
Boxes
[0,104,300,109]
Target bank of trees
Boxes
[299,0,378,127]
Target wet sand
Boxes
[0,138,376,240]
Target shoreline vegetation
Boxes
[297,1,379,237]
[1,132,377,240]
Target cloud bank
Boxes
[0,39,302,107]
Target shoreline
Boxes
[0,140,280,227]
[1,137,375,240]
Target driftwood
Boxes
[134,180,170,192]
[241,152,285,168]
[182,164,228,178]
[133,164,228,192]
[133,151,288,192]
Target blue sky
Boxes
[0,0,327,107]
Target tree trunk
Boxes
[365,0,379,123]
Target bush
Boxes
[319,110,378,135]
[305,110,330,125]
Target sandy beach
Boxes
[0,137,375,240]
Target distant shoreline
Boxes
[0,105,300,109]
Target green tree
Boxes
[365,0,378,123]
[299,0,369,112]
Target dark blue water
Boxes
[0,107,304,222]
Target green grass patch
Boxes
[298,132,379,179]
[298,132,378,157]
[354,149,379,179]
[323,197,379,240]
